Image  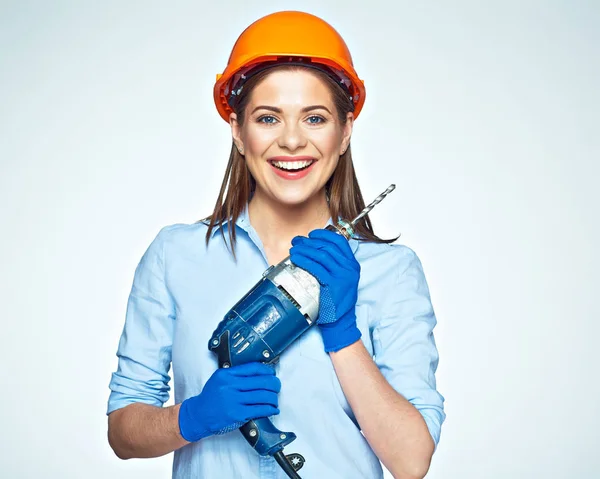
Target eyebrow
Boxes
[251,105,332,115]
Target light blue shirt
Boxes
[107,204,445,478]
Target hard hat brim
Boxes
[214,54,365,122]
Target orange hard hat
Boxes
[214,11,366,122]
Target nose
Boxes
[277,120,307,152]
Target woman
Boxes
[107,10,445,479]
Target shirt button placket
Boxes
[259,454,278,478]
[244,215,287,478]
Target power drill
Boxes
[208,185,395,478]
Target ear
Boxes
[340,112,354,154]
[229,112,244,154]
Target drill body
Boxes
[206,187,395,478]
[208,251,324,456]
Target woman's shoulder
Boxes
[355,240,422,271]
[155,220,208,238]
[354,240,430,292]
[355,241,432,311]
[148,220,212,254]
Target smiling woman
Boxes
[106,10,445,479]
[222,66,359,258]
[204,12,395,265]
[234,69,345,192]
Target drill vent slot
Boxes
[277,285,300,309]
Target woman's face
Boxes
[230,68,353,207]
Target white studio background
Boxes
[1,1,598,478]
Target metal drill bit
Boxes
[350,184,396,226]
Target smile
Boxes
[270,159,315,171]
[267,157,317,180]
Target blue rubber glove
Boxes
[178,362,281,442]
[290,228,362,353]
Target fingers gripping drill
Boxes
[208,185,396,478]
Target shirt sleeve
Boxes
[107,226,176,415]
[372,246,446,449]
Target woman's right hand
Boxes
[178,362,281,442]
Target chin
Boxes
[266,183,321,206]
[271,191,312,206]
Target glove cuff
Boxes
[178,397,208,443]
[320,320,362,353]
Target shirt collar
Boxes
[207,203,252,238]
[207,203,359,253]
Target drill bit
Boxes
[350,184,396,226]
[330,184,396,240]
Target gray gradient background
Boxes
[1,1,598,477]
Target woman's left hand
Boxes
[289,228,362,353]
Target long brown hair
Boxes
[201,64,398,259]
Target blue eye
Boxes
[307,115,324,124]
[258,115,277,124]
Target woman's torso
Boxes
[162,209,404,478]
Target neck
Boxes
[248,189,331,249]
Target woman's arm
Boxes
[108,403,188,459]
[289,232,445,478]
[108,361,282,459]
[107,226,180,457]
[329,341,434,479]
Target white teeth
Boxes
[272,160,314,170]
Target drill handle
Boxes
[240,417,296,456]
